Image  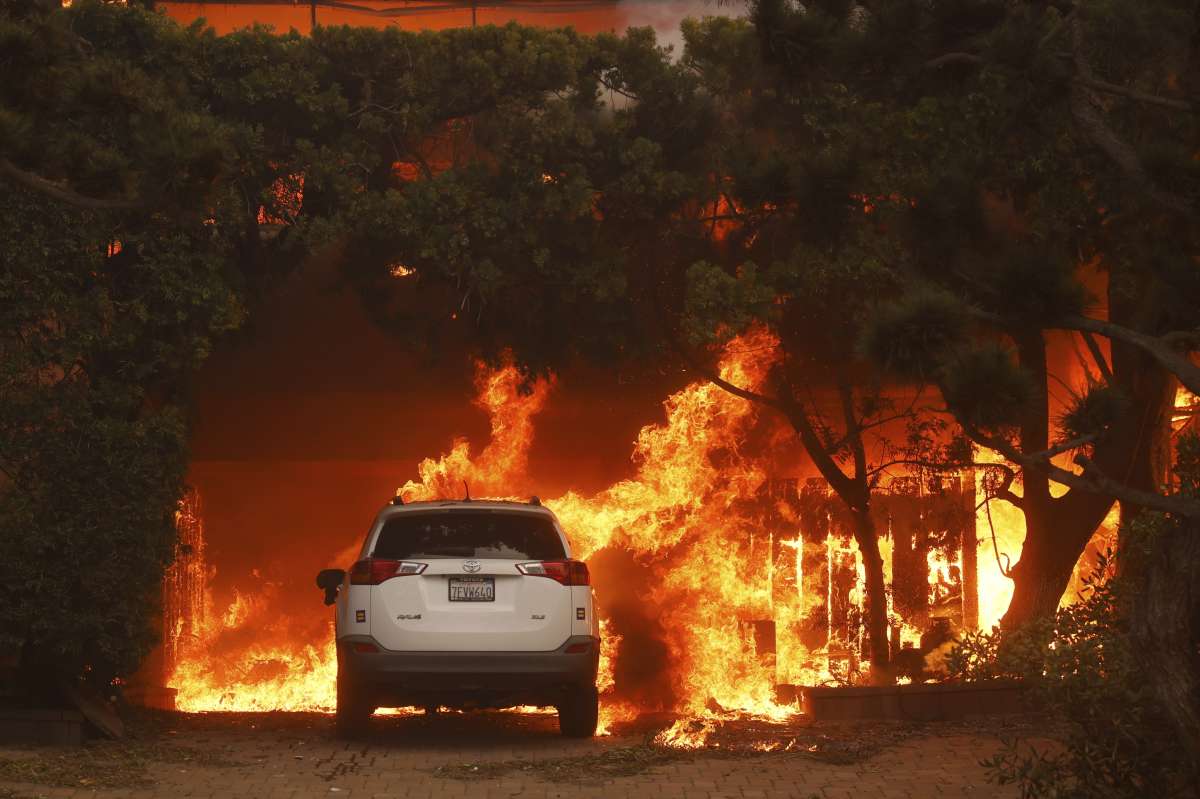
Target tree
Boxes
[335,2,1200,691]
[683,242,917,683]
[0,0,370,694]
[332,14,922,681]
[840,0,1200,629]
[0,0,696,695]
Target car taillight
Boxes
[516,560,590,586]
[349,559,427,585]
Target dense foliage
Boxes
[0,1,251,693]
[332,0,1200,677]
[948,432,1200,794]
[0,0,673,692]
[2,0,1197,737]
[948,539,1189,796]
[0,0,766,693]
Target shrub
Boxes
[947,554,1188,797]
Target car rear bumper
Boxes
[338,634,599,706]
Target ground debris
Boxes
[428,712,1056,783]
[0,788,45,799]
[0,738,246,789]
[431,744,681,782]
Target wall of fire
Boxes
[158,473,985,690]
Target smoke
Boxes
[622,0,743,56]
[589,548,677,710]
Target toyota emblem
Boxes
[462,560,482,573]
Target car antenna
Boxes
[463,480,471,501]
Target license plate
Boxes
[448,577,495,602]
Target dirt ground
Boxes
[0,709,1051,798]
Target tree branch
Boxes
[771,369,865,508]
[669,336,783,411]
[966,424,1200,519]
[837,375,868,485]
[1032,432,1101,461]
[1039,8,1076,50]
[980,459,1024,510]
[0,158,141,212]
[1080,329,1114,383]
[665,331,863,505]
[992,469,1024,510]
[924,52,985,69]
[1068,19,1195,215]
[1058,314,1200,396]
[1074,75,1194,112]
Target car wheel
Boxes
[557,685,599,738]
[335,655,373,738]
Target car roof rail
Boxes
[391,494,404,505]
[529,495,541,506]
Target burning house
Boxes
[158,330,1113,739]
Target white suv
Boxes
[316,497,600,737]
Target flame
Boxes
[168,327,1095,746]
[399,360,552,503]
[653,716,719,749]
[256,172,304,227]
[1173,385,1198,431]
[596,618,620,694]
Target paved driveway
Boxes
[0,710,1026,798]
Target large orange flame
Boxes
[169,329,1099,747]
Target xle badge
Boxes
[355,610,366,623]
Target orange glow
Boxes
[399,358,553,502]
[257,173,304,227]
[1173,384,1198,432]
[159,0,634,36]
[168,330,1108,746]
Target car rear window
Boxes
[373,512,566,560]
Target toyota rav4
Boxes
[316,497,599,737]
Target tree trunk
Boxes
[1001,332,1117,630]
[1001,522,1088,629]
[1104,270,1176,548]
[850,508,892,684]
[1129,519,1200,785]
[1003,332,1063,629]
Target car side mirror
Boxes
[316,568,346,606]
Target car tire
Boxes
[557,685,599,738]
[335,653,373,738]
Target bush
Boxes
[947,554,1188,797]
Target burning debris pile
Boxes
[162,331,1101,740]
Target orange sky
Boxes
[159,0,725,38]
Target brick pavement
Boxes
[0,711,1021,799]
